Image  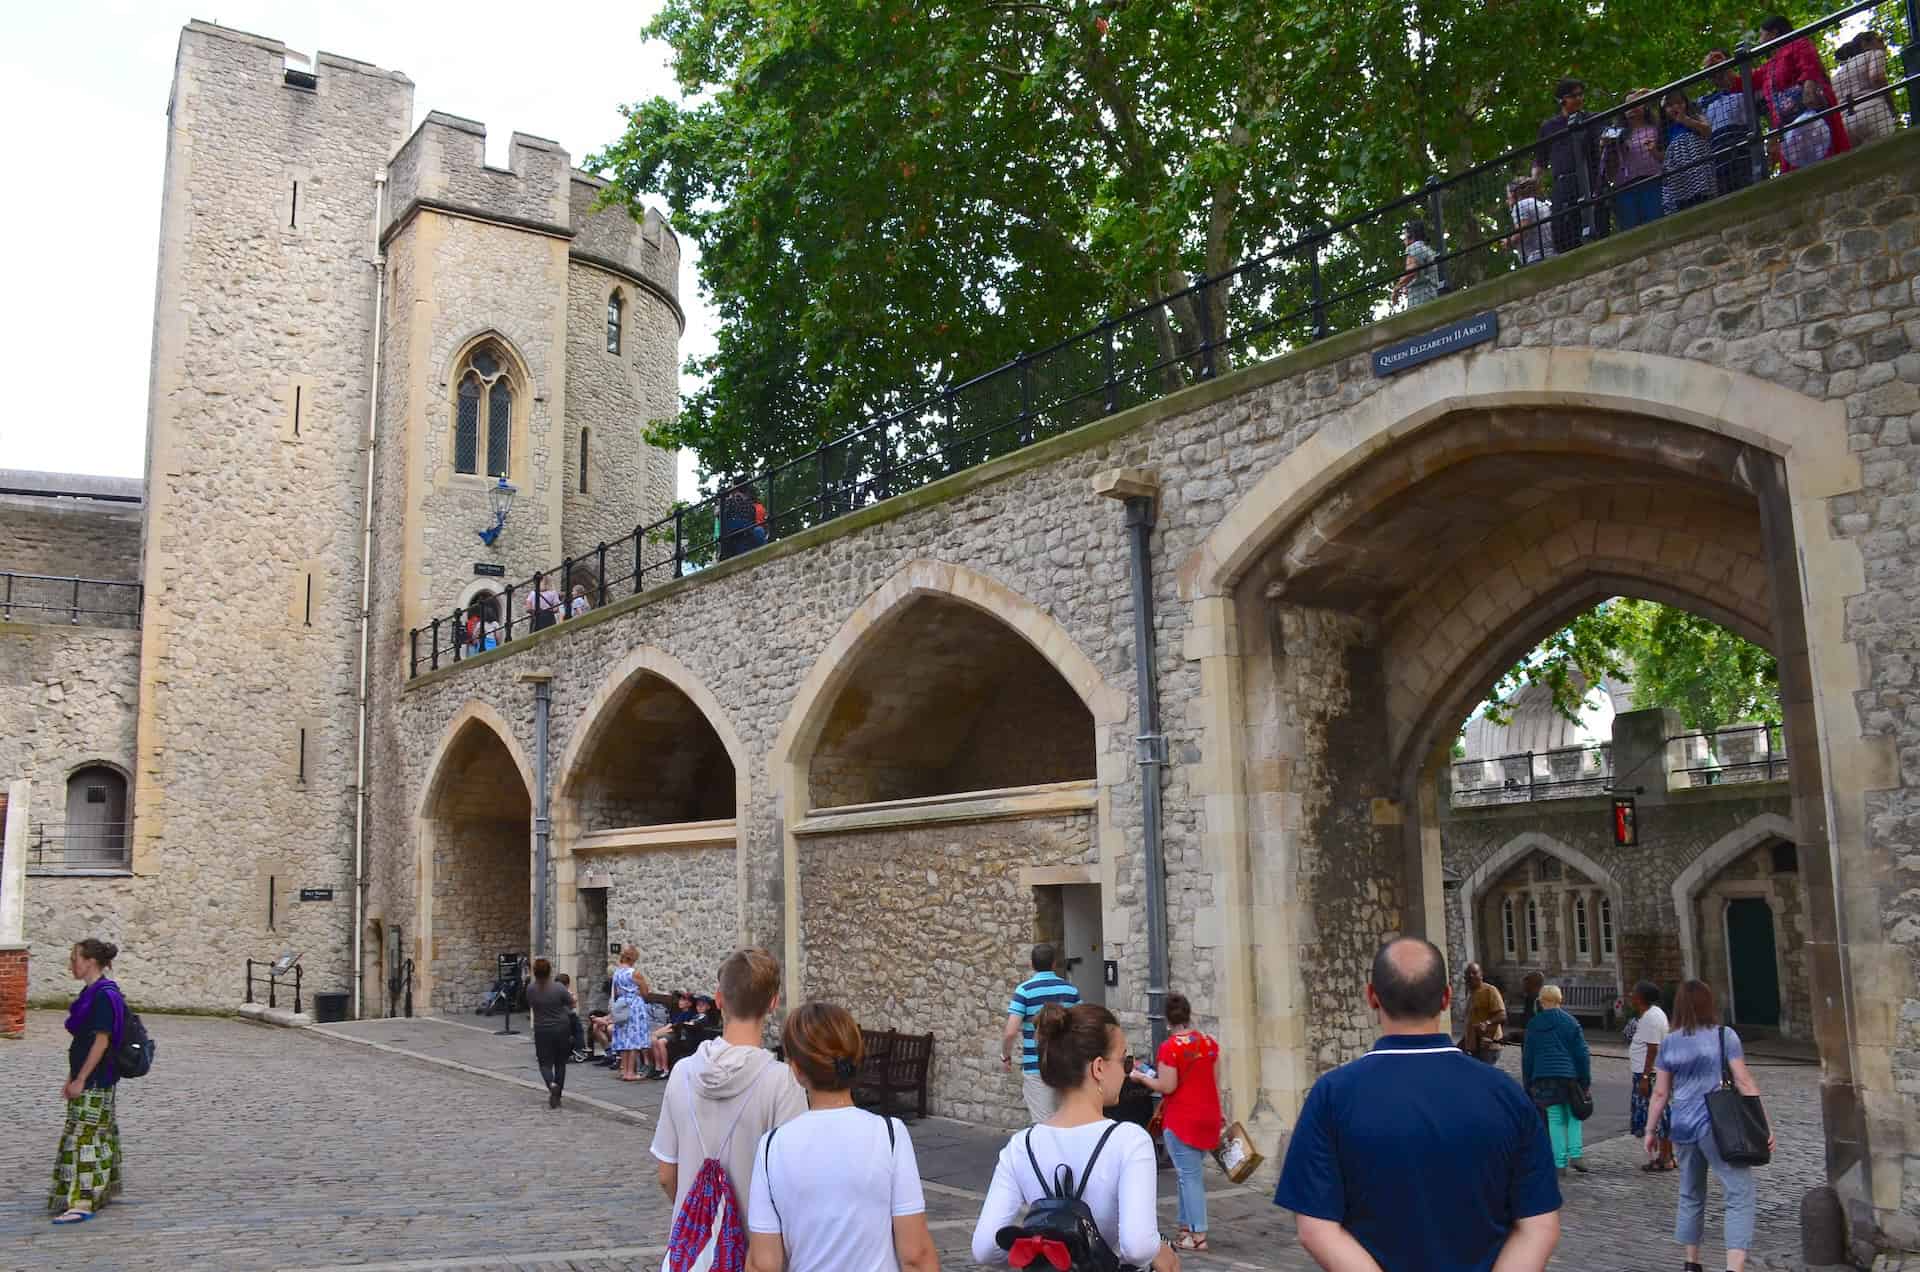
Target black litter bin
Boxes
[313,992,350,1024]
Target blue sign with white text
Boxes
[1372,311,1498,377]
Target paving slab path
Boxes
[0,1011,1835,1271]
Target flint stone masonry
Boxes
[594,844,737,1002]
[381,135,1920,1246]
[799,812,1096,1122]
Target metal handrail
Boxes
[244,959,303,1016]
[410,0,1917,677]
[26,822,133,871]
[0,570,143,627]
[1666,723,1789,785]
[1451,744,1613,805]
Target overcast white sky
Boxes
[0,1,711,487]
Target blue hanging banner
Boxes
[1372,311,1498,378]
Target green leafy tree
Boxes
[593,0,1755,482]
[1478,599,1780,737]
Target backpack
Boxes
[663,1061,777,1272]
[113,1005,155,1080]
[994,1122,1128,1272]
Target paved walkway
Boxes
[0,1010,1833,1271]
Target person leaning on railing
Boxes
[1832,32,1897,146]
[1757,13,1852,171]
[1699,51,1759,196]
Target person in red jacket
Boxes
[1757,13,1852,170]
[1134,993,1224,1253]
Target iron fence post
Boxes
[559,560,572,617]
[294,964,302,1017]
[1527,751,1537,802]
[1194,274,1217,381]
[429,616,440,671]
[409,628,418,679]
[1424,176,1449,292]
[818,448,831,523]
[633,525,644,594]
[1103,321,1118,414]
[1905,0,1920,129]
[504,583,516,643]
[673,505,685,579]
[878,422,895,502]
[596,543,608,605]
[70,576,81,624]
[1018,355,1034,446]
[451,608,462,661]
[1572,120,1596,243]
[1737,43,1768,187]
[245,960,254,1005]
[269,966,277,1010]
[1310,237,1329,339]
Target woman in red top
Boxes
[1757,13,1851,171]
[1135,993,1223,1253]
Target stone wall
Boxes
[797,811,1096,1124]
[1440,786,1798,1034]
[592,844,737,1001]
[367,135,1920,1238]
[1694,839,1812,1039]
[431,814,529,1015]
[0,489,142,582]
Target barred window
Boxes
[607,292,623,354]
[1501,895,1517,958]
[453,343,515,477]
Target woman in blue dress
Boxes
[609,945,652,1081]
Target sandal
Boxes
[1173,1231,1209,1253]
[52,1210,93,1225]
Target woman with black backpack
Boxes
[49,938,127,1224]
[745,1001,938,1271]
[971,1002,1179,1272]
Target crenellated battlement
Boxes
[568,172,680,316]
[384,113,573,240]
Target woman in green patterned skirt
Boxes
[50,938,126,1224]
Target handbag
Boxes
[1706,1026,1772,1166]
[1569,1081,1594,1122]
[610,998,632,1026]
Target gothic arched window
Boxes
[607,292,623,354]
[1501,895,1517,959]
[453,343,515,478]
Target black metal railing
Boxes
[410,0,1918,677]
[1451,744,1613,806]
[26,823,132,872]
[1,571,142,628]
[245,959,303,1016]
[1667,723,1790,786]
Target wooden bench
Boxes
[854,1027,933,1121]
[1560,979,1619,1028]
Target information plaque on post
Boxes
[496,951,526,1035]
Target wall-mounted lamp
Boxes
[477,475,516,546]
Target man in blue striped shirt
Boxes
[1001,943,1081,1121]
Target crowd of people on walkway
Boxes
[1398,12,1906,308]
[46,933,1783,1271]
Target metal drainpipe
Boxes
[1098,469,1170,1053]
[523,671,553,957]
[350,168,388,1022]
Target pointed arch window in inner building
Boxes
[455,378,480,474]
[1501,895,1517,959]
[1573,894,1591,961]
[1600,895,1616,958]
[1525,895,1541,957]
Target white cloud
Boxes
[0,0,711,493]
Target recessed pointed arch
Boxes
[413,699,535,1015]
[1180,346,1853,600]
[1460,831,1624,976]
[552,645,750,991]
[1673,812,1798,977]
[772,559,1127,998]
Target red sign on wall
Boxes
[1612,797,1638,847]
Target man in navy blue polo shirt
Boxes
[1275,938,1562,1271]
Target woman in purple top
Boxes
[49,938,127,1224]
[1643,980,1775,1272]
[1608,92,1665,231]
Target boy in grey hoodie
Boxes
[650,948,808,1223]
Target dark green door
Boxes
[1726,898,1781,1027]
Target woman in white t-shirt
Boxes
[971,1002,1178,1271]
[1627,979,1675,1171]
[746,1002,937,1272]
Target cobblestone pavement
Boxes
[0,1012,1832,1271]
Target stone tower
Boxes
[134,23,414,1004]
